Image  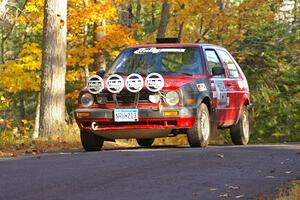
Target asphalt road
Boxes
[0,144,299,200]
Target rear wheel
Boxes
[230,106,250,145]
[136,138,155,147]
[187,103,211,147]
[80,130,104,151]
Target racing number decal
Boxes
[213,79,228,108]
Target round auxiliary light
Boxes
[125,73,144,93]
[87,75,104,94]
[149,94,161,104]
[81,93,94,108]
[145,73,164,92]
[106,74,125,93]
[164,91,180,106]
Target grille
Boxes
[99,90,154,104]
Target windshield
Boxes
[108,47,204,76]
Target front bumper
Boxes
[75,106,196,132]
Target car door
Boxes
[216,49,243,124]
[204,49,231,126]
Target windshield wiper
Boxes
[108,72,128,76]
[171,72,194,76]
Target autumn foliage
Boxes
[0,0,299,146]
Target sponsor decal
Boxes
[214,79,227,108]
[213,91,218,98]
[145,73,164,92]
[106,74,125,93]
[134,48,186,54]
[125,73,144,93]
[238,80,244,89]
[87,75,104,94]
[196,83,207,92]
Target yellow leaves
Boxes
[67,46,97,67]
[17,0,44,34]
[65,70,84,83]
[0,43,41,93]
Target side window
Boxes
[217,50,240,78]
[205,50,223,76]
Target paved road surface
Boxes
[0,144,299,200]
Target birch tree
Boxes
[39,0,67,137]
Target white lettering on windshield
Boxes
[134,48,186,54]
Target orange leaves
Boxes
[95,25,137,59]
[67,0,138,68]
[68,0,117,34]
[66,90,80,104]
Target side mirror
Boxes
[96,69,105,78]
[212,66,225,76]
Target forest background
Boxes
[0,0,299,149]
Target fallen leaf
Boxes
[256,196,266,200]
[235,194,245,199]
[192,192,200,196]
[218,193,230,198]
[209,188,217,191]
[280,162,284,164]
[228,185,240,190]
[217,154,224,158]
[285,171,292,174]
[265,176,275,179]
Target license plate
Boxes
[114,109,139,122]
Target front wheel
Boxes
[80,130,104,151]
[187,103,211,147]
[136,138,155,147]
[230,106,250,145]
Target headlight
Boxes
[164,91,180,106]
[81,93,94,107]
[149,94,161,103]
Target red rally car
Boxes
[75,39,252,151]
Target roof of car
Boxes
[126,43,225,50]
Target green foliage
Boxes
[237,20,300,142]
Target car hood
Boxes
[162,75,206,90]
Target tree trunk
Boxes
[93,19,106,71]
[128,0,133,27]
[84,0,89,82]
[177,22,184,42]
[134,0,141,40]
[39,0,67,137]
[93,0,106,71]
[157,0,170,38]
[0,0,8,17]
[32,93,40,139]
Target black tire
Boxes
[80,130,104,151]
[187,103,211,147]
[230,106,250,145]
[136,138,154,147]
